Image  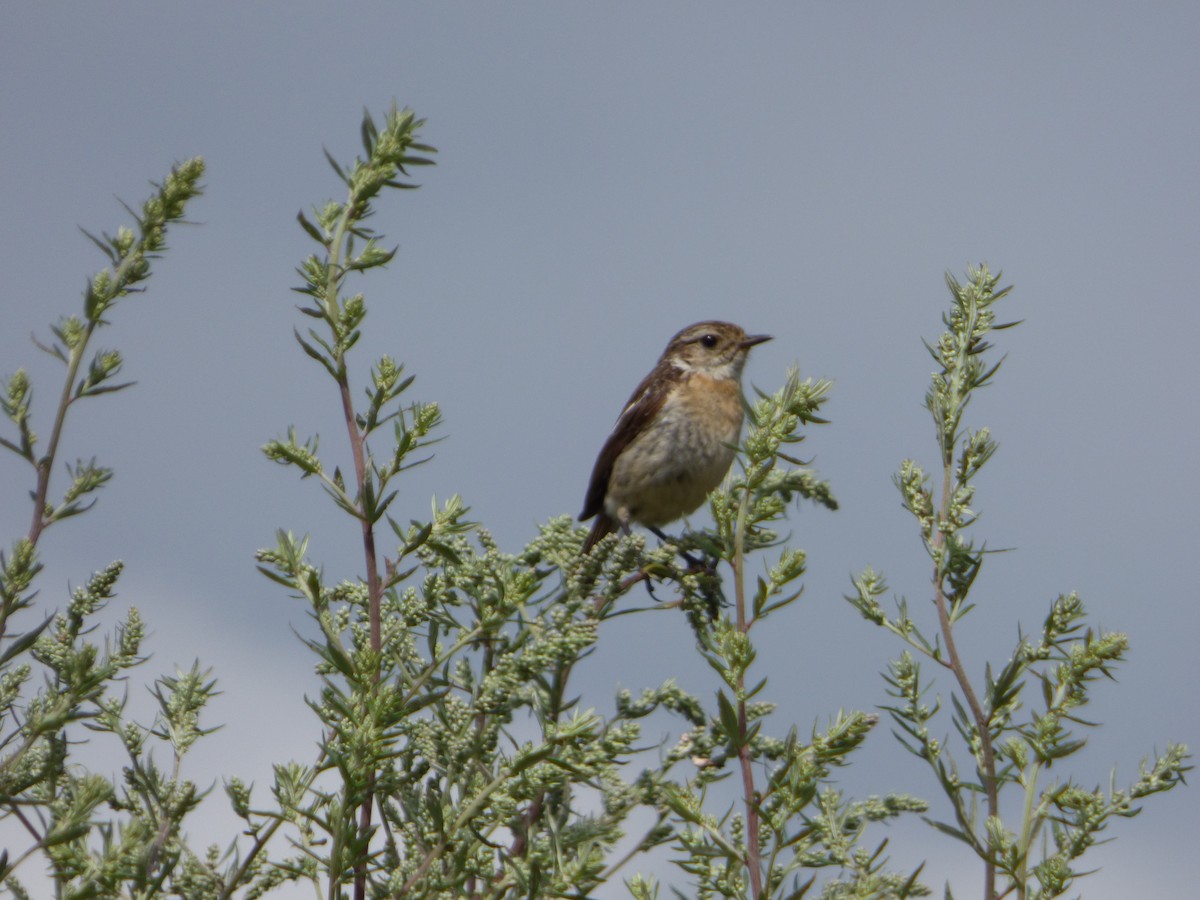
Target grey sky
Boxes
[2,3,1197,896]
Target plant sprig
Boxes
[1,158,211,897]
[847,265,1191,899]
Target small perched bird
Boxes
[579,320,772,552]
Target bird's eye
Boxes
[700,334,719,348]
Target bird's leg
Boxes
[648,525,707,570]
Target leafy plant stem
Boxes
[325,185,383,900]
[932,287,1001,897]
[1014,760,1042,900]
[27,321,95,548]
[732,488,763,899]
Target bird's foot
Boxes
[648,526,710,570]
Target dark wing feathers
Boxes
[579,361,681,522]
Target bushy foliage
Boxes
[0,107,1187,900]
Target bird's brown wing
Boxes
[579,361,681,522]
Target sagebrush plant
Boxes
[845,267,1190,899]
[0,105,1187,900]
[0,160,217,895]
[248,104,924,900]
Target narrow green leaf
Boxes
[716,690,740,746]
[296,210,326,245]
[0,614,53,665]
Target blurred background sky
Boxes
[2,3,1197,896]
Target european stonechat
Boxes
[579,320,771,552]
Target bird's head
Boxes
[661,320,772,379]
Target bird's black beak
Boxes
[741,334,773,349]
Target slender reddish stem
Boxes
[732,500,763,899]
[933,465,998,899]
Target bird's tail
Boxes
[581,513,616,553]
